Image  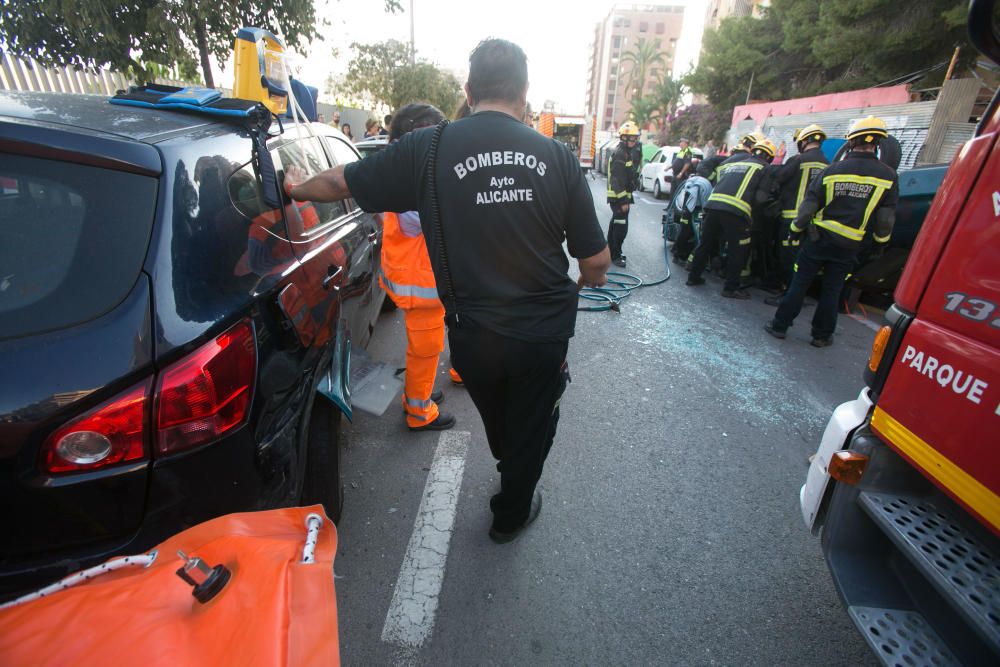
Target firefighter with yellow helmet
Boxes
[606,120,642,267]
[759,124,830,300]
[765,116,899,347]
[686,137,776,298]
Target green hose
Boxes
[578,228,672,312]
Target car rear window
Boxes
[0,154,157,339]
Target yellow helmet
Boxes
[740,130,765,148]
[846,116,888,143]
[796,124,826,145]
[618,121,640,137]
[752,138,777,159]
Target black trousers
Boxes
[672,212,697,261]
[775,217,800,288]
[448,323,569,532]
[688,208,751,291]
[607,200,630,261]
[773,236,856,339]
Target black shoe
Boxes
[672,255,686,265]
[430,389,444,404]
[764,322,787,339]
[764,295,783,307]
[408,412,456,431]
[613,257,626,268]
[810,337,833,348]
[489,492,542,544]
[686,276,706,286]
[721,289,751,299]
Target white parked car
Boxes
[639,145,678,198]
[640,146,704,199]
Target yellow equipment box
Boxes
[233,27,288,115]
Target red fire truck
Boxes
[536,112,597,171]
[799,2,1000,665]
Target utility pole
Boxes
[745,70,754,105]
[409,0,416,66]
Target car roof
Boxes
[355,136,388,146]
[0,90,226,143]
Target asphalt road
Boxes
[331,176,880,666]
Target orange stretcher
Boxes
[0,506,339,666]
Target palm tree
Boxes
[621,38,666,101]
[651,74,687,126]
[629,95,660,132]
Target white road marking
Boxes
[381,430,469,649]
[847,315,882,333]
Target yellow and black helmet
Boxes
[618,121,640,137]
[740,130,764,149]
[752,138,777,159]
[796,124,826,146]
[846,116,888,144]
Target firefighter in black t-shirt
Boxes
[607,121,640,267]
[765,116,899,347]
[284,39,610,544]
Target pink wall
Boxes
[731,85,912,127]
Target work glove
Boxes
[870,243,887,259]
[807,223,820,242]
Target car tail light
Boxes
[867,325,892,372]
[41,379,152,474]
[829,450,869,485]
[156,320,256,456]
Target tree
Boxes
[621,37,665,100]
[0,0,323,88]
[660,104,731,146]
[345,40,462,114]
[391,63,462,116]
[628,94,659,131]
[688,0,980,109]
[651,74,687,124]
[344,40,412,110]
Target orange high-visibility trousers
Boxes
[401,304,445,427]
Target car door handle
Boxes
[323,266,343,291]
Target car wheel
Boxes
[300,388,344,522]
[653,179,662,199]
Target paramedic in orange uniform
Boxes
[382,104,457,431]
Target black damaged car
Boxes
[0,90,383,597]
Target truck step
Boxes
[848,606,959,666]
[858,492,1000,654]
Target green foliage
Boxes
[345,39,462,114]
[621,37,665,99]
[689,0,976,108]
[391,63,462,116]
[345,40,412,109]
[628,94,659,129]
[651,74,687,122]
[0,0,321,87]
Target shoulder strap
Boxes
[424,119,461,325]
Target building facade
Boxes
[585,3,687,132]
[704,0,770,30]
